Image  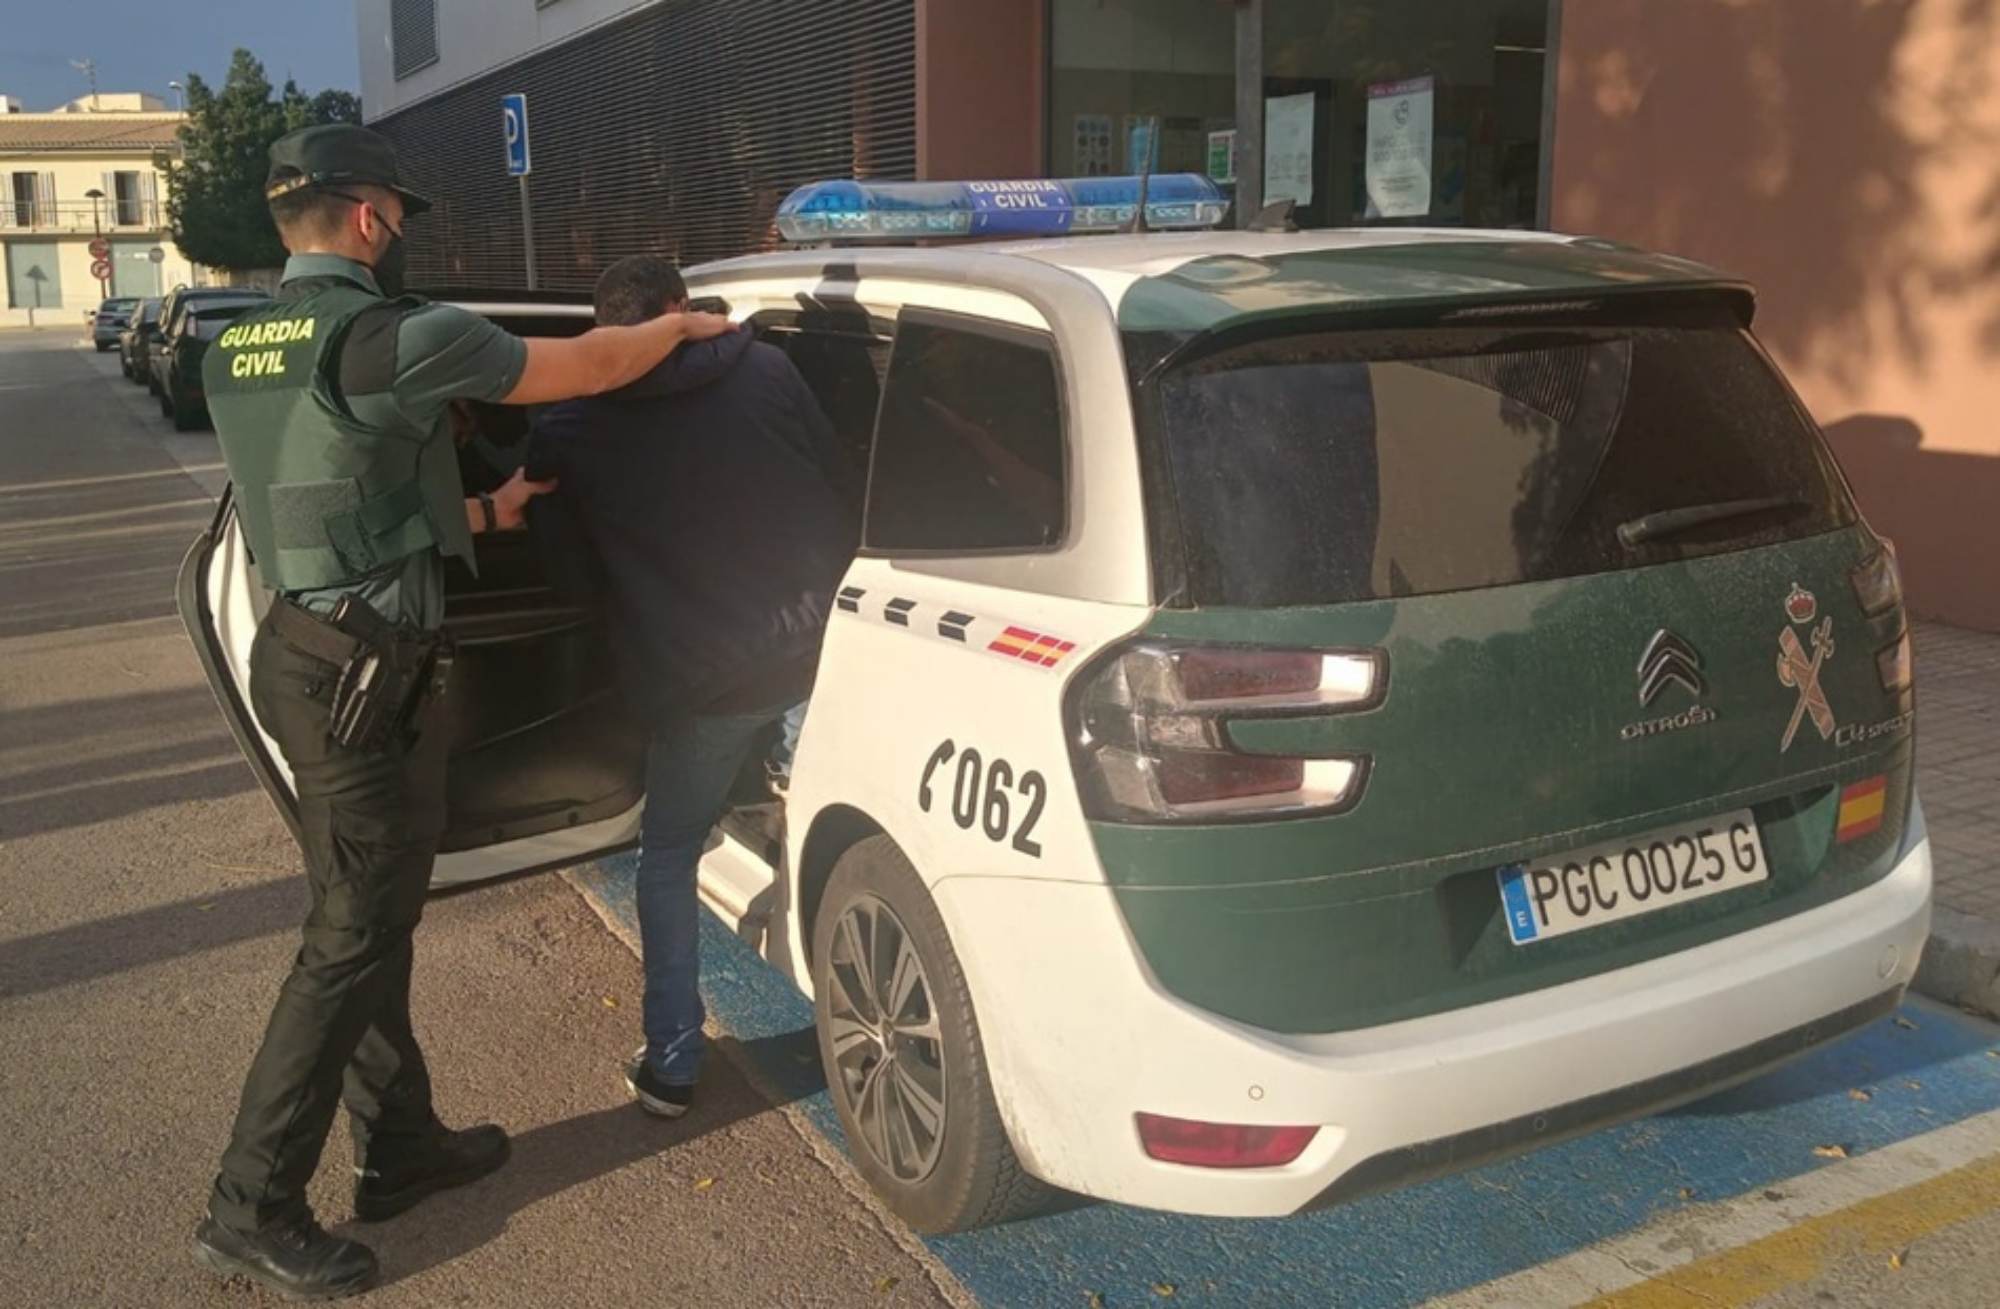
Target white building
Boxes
[0,105,204,324]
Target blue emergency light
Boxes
[774,174,1228,244]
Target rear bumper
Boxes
[936,816,1932,1218]
[1305,986,1899,1208]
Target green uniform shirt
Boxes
[281,255,528,627]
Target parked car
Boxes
[118,298,163,382]
[158,300,263,430]
[148,287,268,398]
[182,175,1929,1235]
[89,296,140,351]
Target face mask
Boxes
[372,221,408,297]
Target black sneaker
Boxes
[192,1210,378,1301]
[352,1122,510,1223]
[624,1050,696,1118]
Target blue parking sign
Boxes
[502,93,531,176]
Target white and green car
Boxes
[185,176,1929,1233]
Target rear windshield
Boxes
[1143,316,1857,608]
[189,310,252,339]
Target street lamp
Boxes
[167,80,184,112]
[84,187,108,298]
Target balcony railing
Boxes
[1,199,165,233]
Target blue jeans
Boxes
[636,700,805,1085]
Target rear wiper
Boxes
[1616,496,1809,548]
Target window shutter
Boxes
[373,0,916,290]
[40,172,56,224]
[391,0,441,80]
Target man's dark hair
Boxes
[594,254,688,326]
[268,188,356,246]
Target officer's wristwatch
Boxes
[477,491,498,533]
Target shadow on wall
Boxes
[1553,0,2000,390]
[1551,0,2000,632]
[1823,415,2000,630]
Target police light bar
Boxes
[774,174,1228,243]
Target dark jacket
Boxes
[524,328,858,719]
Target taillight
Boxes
[1851,542,1902,616]
[1877,630,1913,692]
[1068,642,1383,822]
[1135,1112,1319,1168]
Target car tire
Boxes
[94,340,112,353]
[811,835,1055,1234]
[170,387,201,431]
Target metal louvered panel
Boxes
[374,0,916,291]
[390,0,440,81]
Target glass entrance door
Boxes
[1262,0,1550,229]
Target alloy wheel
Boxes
[824,893,948,1183]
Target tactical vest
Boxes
[204,279,475,592]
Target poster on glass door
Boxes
[1263,92,1316,208]
[1364,75,1435,218]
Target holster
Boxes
[270,596,451,752]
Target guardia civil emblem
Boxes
[1777,585,1836,751]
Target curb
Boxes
[1914,905,2000,1022]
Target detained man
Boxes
[524,255,857,1115]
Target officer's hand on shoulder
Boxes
[678,311,736,341]
[504,311,742,406]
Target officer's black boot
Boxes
[192,1209,378,1301]
[352,1121,510,1222]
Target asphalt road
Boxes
[0,329,953,1306]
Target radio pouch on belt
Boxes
[324,595,448,751]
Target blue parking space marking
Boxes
[573,855,2000,1308]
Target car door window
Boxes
[753,303,890,507]
[863,310,1066,554]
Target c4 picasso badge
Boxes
[1777,585,1837,752]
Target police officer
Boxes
[190,124,733,1300]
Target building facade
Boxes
[0,108,203,324]
[358,0,1994,630]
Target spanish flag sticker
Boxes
[1836,775,1888,842]
[987,625,1077,669]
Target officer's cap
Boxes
[265,124,431,217]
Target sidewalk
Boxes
[1912,620,2000,1016]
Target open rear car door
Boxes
[175,298,647,888]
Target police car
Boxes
[183,174,1930,1234]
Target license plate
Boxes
[1497,810,1769,946]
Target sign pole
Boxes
[502,92,535,291]
[519,173,537,291]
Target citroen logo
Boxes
[1637,629,1705,706]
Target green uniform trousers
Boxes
[208,608,447,1231]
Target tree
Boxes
[157,50,362,273]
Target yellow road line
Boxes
[1584,1149,2000,1308]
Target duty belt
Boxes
[266,595,366,666]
